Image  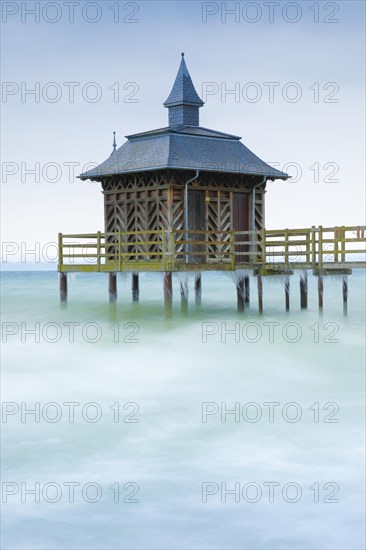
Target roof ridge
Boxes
[126,125,241,141]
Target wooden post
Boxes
[132,273,139,302]
[285,276,290,311]
[284,229,289,263]
[334,227,339,263]
[342,276,348,310]
[230,230,235,269]
[237,277,245,312]
[97,231,101,271]
[180,278,188,314]
[341,226,346,263]
[59,273,67,302]
[311,226,316,268]
[244,276,250,303]
[318,226,323,269]
[118,230,122,271]
[194,273,202,305]
[306,229,311,264]
[257,274,263,314]
[109,272,117,302]
[261,228,266,268]
[300,271,308,309]
[318,274,324,309]
[164,272,173,316]
[58,232,63,271]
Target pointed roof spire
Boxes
[112,131,117,153]
[164,53,204,108]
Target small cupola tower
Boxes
[163,53,204,127]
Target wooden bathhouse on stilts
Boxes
[58,54,366,312]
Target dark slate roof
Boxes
[79,125,289,180]
[163,53,204,107]
[79,55,289,182]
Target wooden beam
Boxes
[342,276,348,310]
[285,276,290,311]
[300,271,308,309]
[318,274,324,309]
[132,273,139,302]
[108,273,117,302]
[237,277,245,312]
[164,272,173,316]
[244,276,250,303]
[257,274,263,314]
[59,273,67,302]
[195,273,202,305]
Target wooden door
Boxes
[187,189,205,263]
[233,193,249,263]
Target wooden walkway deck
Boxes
[58,225,366,274]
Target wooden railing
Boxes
[58,226,366,273]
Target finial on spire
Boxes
[181,52,185,57]
[112,131,117,153]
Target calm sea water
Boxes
[1,270,365,550]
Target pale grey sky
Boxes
[1,0,365,261]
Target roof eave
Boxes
[79,166,289,180]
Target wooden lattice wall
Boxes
[101,170,265,260]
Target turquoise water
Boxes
[1,270,365,549]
